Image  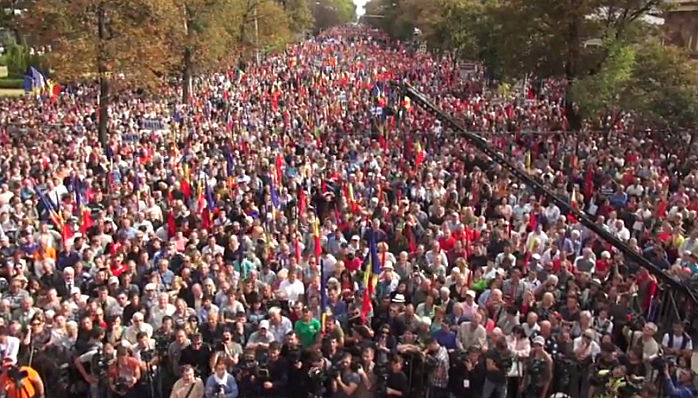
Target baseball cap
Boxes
[259,320,270,329]
[108,276,119,285]
[532,336,545,346]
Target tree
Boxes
[569,41,636,132]
[283,0,314,34]
[416,0,483,62]
[479,0,664,130]
[23,0,176,148]
[313,0,356,32]
[626,39,698,169]
[363,0,418,40]
[173,0,244,102]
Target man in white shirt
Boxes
[149,293,175,331]
[123,312,154,348]
[201,236,224,257]
[456,313,487,351]
[278,269,305,304]
[661,321,693,359]
[0,326,20,363]
[267,307,293,343]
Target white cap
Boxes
[70,287,81,295]
[259,319,270,329]
[108,276,119,285]
[145,283,156,291]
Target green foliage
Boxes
[0,78,25,89]
[570,42,636,123]
[363,0,416,40]
[0,43,47,77]
[22,0,176,89]
[418,0,483,59]
[626,39,698,133]
[284,0,315,33]
[313,0,356,31]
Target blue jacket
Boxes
[205,372,239,398]
[664,376,696,398]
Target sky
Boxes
[354,0,367,17]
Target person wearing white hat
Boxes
[246,319,275,349]
[520,335,553,398]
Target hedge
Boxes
[0,78,25,89]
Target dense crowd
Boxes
[0,25,696,398]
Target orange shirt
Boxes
[33,247,56,261]
[0,366,39,398]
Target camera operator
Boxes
[132,331,156,366]
[307,350,331,398]
[258,342,288,398]
[330,352,360,398]
[205,358,238,398]
[108,345,142,398]
[519,336,553,398]
[211,328,242,372]
[283,332,305,398]
[482,333,513,398]
[132,331,161,398]
[661,320,693,362]
[170,364,204,398]
[355,347,377,398]
[169,329,191,380]
[385,355,407,398]
[73,326,107,398]
[663,366,697,398]
[0,355,45,398]
[422,337,449,398]
[447,346,485,397]
[181,333,213,379]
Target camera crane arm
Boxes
[389,80,698,307]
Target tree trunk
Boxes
[182,47,193,104]
[97,1,109,151]
[564,2,582,132]
[181,5,193,104]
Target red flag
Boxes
[405,225,417,253]
[584,166,594,200]
[415,141,425,169]
[275,154,284,185]
[181,178,191,199]
[656,200,668,218]
[201,207,212,230]
[567,189,579,223]
[167,210,176,238]
[298,190,307,215]
[79,208,93,234]
[529,212,538,231]
[294,238,301,262]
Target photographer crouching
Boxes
[205,358,239,398]
[0,355,44,398]
[108,345,142,398]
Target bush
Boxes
[0,42,48,77]
[0,78,25,89]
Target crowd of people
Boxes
[0,24,696,398]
